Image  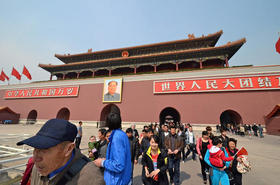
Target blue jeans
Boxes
[168,157,180,185]
[259,131,263,138]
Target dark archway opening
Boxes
[56,108,70,120]
[99,104,120,127]
[220,110,242,130]
[27,110,37,124]
[159,107,181,126]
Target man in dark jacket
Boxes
[219,128,229,148]
[17,119,105,185]
[97,128,107,158]
[126,128,140,185]
[131,124,139,138]
[159,124,169,150]
[140,129,153,156]
[165,126,184,185]
[139,128,153,185]
[252,123,259,137]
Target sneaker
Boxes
[203,180,207,184]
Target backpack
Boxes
[57,155,91,185]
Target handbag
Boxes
[236,155,251,174]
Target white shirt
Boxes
[188,131,194,144]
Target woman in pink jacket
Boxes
[196,131,213,184]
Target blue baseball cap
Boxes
[17,119,77,149]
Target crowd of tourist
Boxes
[86,120,247,185]
[217,123,264,138]
[18,116,253,185]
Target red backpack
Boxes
[21,157,34,185]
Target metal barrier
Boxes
[0,145,32,174]
[0,147,87,173]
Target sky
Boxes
[0,0,279,84]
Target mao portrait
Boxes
[103,78,122,102]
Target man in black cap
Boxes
[17,118,105,185]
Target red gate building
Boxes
[0,31,279,134]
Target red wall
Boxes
[0,79,279,125]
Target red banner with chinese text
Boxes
[154,74,280,94]
[4,86,79,99]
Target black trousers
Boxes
[230,172,242,185]
[75,137,82,149]
[199,158,209,181]
[181,146,185,160]
[185,144,196,160]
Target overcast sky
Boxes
[0,0,279,84]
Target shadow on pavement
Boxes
[180,171,191,184]
[133,175,142,185]
[197,173,203,178]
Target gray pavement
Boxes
[0,124,279,185]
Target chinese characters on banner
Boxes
[4,86,79,99]
[154,74,280,94]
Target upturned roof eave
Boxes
[54,30,223,61]
[40,38,245,72]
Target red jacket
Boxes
[209,146,234,168]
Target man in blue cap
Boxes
[17,118,105,185]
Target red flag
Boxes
[276,37,280,54]
[235,147,248,157]
[11,67,21,80]
[22,66,32,80]
[0,72,4,81]
[1,70,9,81]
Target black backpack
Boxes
[56,155,91,185]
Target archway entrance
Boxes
[100,104,120,127]
[220,110,242,129]
[56,108,70,120]
[159,107,181,126]
[27,110,37,124]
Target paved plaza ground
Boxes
[0,123,279,185]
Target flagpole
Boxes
[19,65,22,84]
[1,67,3,84]
[9,67,13,85]
[6,68,10,85]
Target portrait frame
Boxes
[102,77,123,103]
